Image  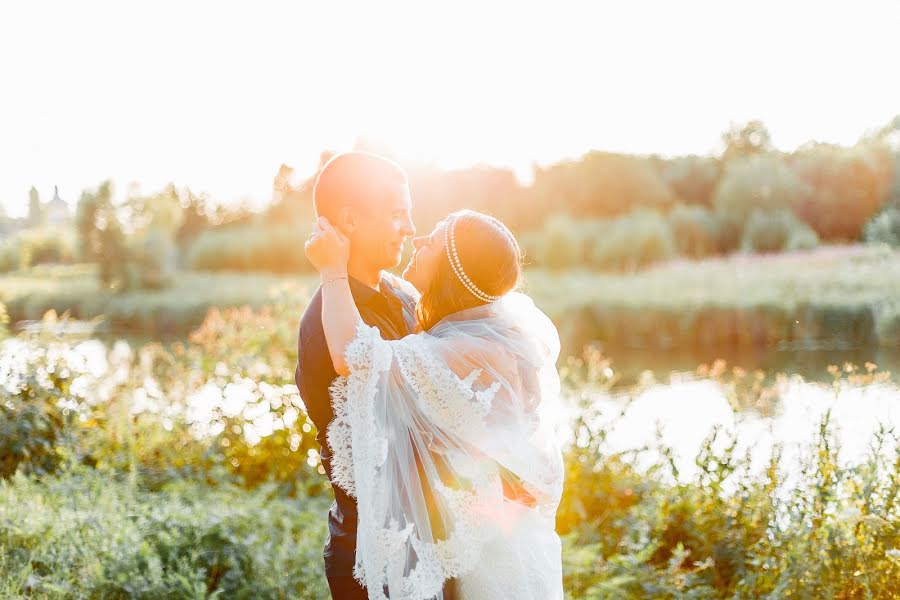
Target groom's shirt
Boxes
[295,274,415,578]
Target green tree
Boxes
[75,181,131,290]
[721,120,773,161]
[124,184,185,289]
[712,155,810,251]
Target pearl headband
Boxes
[443,213,518,303]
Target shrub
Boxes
[530,151,678,219]
[0,342,82,478]
[660,155,722,207]
[865,205,900,247]
[0,227,75,272]
[0,472,330,599]
[131,227,178,289]
[189,224,313,273]
[713,155,812,251]
[0,241,17,273]
[740,209,820,253]
[520,214,591,269]
[590,210,677,271]
[669,204,721,258]
[790,141,894,241]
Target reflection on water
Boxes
[8,332,898,489]
[571,375,900,485]
[601,344,900,388]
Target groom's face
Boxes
[349,183,415,271]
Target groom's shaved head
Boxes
[313,151,408,220]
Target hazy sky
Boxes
[2,0,899,217]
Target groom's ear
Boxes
[337,205,356,234]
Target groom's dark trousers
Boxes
[296,276,458,600]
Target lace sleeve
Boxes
[325,310,564,599]
[326,319,391,497]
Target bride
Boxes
[305,209,565,600]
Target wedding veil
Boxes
[326,291,565,600]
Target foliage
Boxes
[524,245,900,351]
[590,210,677,272]
[0,265,318,335]
[0,302,7,340]
[740,209,820,254]
[76,181,185,291]
[530,152,677,222]
[790,141,894,242]
[659,156,722,208]
[188,224,313,274]
[0,471,330,599]
[523,211,677,272]
[721,120,773,161]
[668,204,721,259]
[712,155,811,252]
[558,359,900,599]
[865,205,900,247]
[0,300,323,494]
[1,292,899,598]
[0,226,76,273]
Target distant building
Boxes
[46,186,70,226]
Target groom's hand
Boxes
[305,217,350,278]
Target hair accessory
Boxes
[444,214,502,303]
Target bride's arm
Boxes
[305,217,361,376]
[319,275,360,376]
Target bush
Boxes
[189,224,313,273]
[530,151,678,220]
[131,227,178,289]
[669,204,721,258]
[560,368,900,599]
[791,142,894,241]
[0,472,330,599]
[0,342,81,478]
[660,155,722,207]
[740,209,820,253]
[713,155,812,251]
[0,227,75,272]
[865,205,900,247]
[520,214,594,269]
[590,210,677,272]
[0,242,16,273]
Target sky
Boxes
[2,0,899,218]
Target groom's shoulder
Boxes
[382,273,419,305]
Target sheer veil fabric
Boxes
[327,286,565,600]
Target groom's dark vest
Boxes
[295,275,414,577]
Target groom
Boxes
[295,152,457,599]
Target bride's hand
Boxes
[305,217,350,278]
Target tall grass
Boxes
[1,316,897,598]
[0,265,318,335]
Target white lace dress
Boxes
[327,293,565,600]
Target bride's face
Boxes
[402,221,447,293]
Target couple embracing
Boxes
[295,151,565,600]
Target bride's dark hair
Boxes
[415,210,522,332]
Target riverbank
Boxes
[2,245,898,350]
